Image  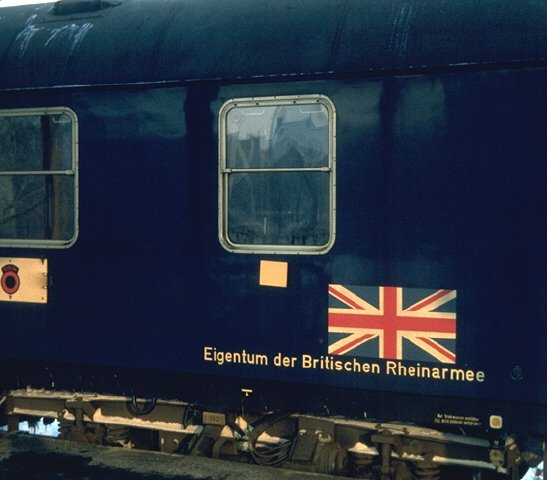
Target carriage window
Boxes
[218,95,336,254]
[0,108,78,248]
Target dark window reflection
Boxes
[228,172,329,246]
[0,113,75,242]
[224,101,332,248]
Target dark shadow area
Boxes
[0,450,207,480]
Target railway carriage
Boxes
[0,1,544,478]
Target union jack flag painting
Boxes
[328,285,457,364]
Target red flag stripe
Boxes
[416,336,456,363]
[406,289,454,312]
[328,312,456,334]
[330,333,377,355]
[328,284,367,310]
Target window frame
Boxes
[218,94,336,254]
[0,106,79,249]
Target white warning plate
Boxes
[0,257,48,304]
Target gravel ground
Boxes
[0,432,341,480]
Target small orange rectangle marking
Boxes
[259,260,288,288]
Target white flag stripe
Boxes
[398,310,456,319]
[402,331,456,340]
[406,336,456,364]
[328,331,380,355]
[328,308,383,317]
[329,284,381,312]
[404,289,457,313]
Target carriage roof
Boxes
[0,0,543,91]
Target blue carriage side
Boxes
[0,1,544,478]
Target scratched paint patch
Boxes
[15,14,42,58]
[44,22,94,55]
[13,12,93,61]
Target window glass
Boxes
[219,96,335,253]
[0,109,77,247]
[228,171,330,246]
[226,103,329,169]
